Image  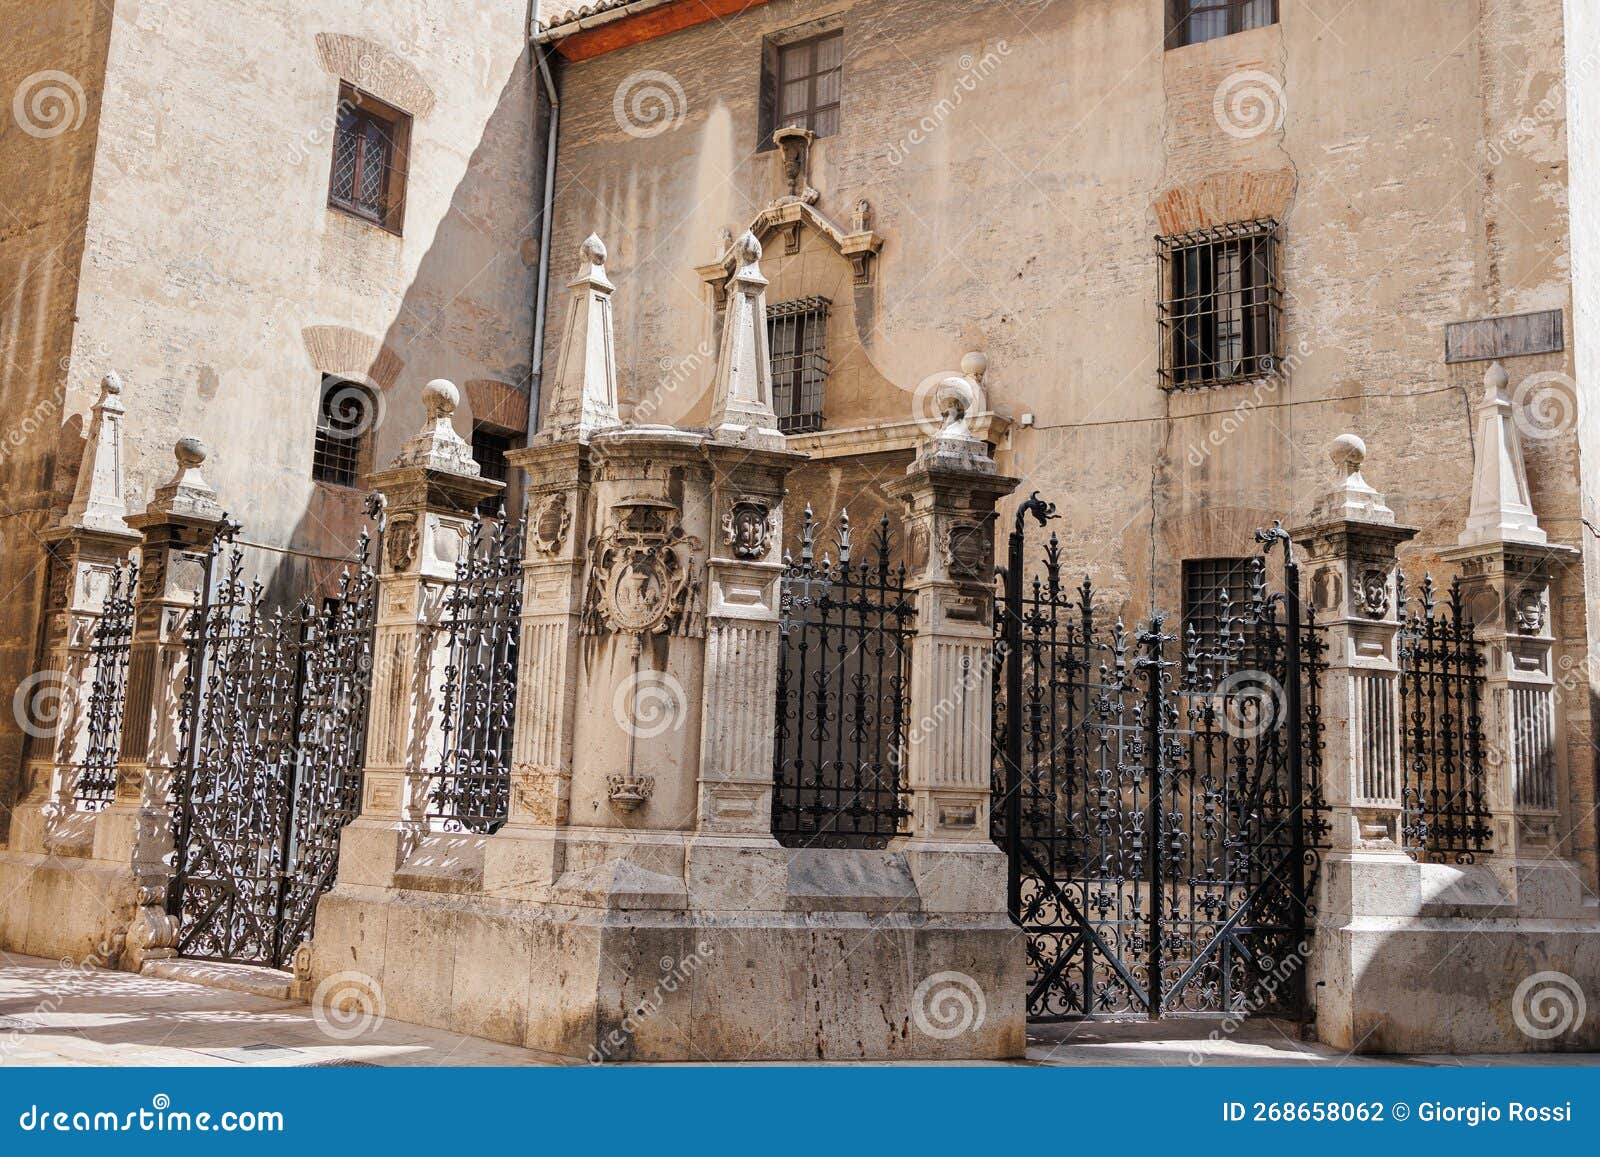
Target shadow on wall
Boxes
[274,44,541,608]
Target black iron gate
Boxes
[169,508,381,969]
[993,496,1327,1020]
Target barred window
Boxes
[312,375,374,487]
[1158,220,1281,389]
[1167,0,1277,48]
[329,83,410,234]
[471,426,513,516]
[759,30,842,146]
[1182,558,1255,649]
[768,297,830,434]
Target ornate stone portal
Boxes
[309,232,1027,1062]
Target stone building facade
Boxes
[0,0,1597,1058]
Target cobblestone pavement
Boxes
[2,954,1594,1067]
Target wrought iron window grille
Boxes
[1157,219,1283,390]
[768,296,830,434]
[312,374,373,487]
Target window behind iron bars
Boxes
[1181,557,1256,652]
[768,297,831,433]
[312,375,366,487]
[1159,220,1282,388]
[1167,0,1278,48]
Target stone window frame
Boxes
[1165,0,1278,49]
[757,16,845,150]
[328,81,412,235]
[1157,219,1283,390]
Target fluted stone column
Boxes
[107,438,226,968]
[14,373,140,855]
[335,380,500,890]
[885,370,1018,910]
[1441,363,1581,907]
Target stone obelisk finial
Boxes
[58,371,133,535]
[708,231,782,448]
[543,233,621,442]
[1458,361,1546,547]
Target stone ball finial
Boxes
[1485,360,1510,400]
[101,370,123,396]
[960,351,988,384]
[934,373,975,428]
[735,230,762,266]
[1329,432,1366,477]
[423,378,459,419]
[580,232,607,267]
[174,436,208,469]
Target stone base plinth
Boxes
[309,843,1027,1062]
[0,849,139,966]
[1314,853,1600,1052]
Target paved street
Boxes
[2,953,1594,1068]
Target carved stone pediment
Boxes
[581,496,704,639]
[698,198,883,291]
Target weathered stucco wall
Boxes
[0,0,540,824]
[0,0,115,833]
[541,0,1596,877]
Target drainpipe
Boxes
[526,1,561,444]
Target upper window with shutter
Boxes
[328,82,410,234]
[759,30,842,148]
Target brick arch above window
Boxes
[463,379,528,436]
[300,325,405,393]
[1154,168,1296,236]
[314,32,437,118]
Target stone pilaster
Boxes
[337,380,501,889]
[1292,435,1417,861]
[1441,363,1581,903]
[13,373,139,855]
[884,369,1018,910]
[695,442,804,842]
[483,438,592,894]
[105,438,226,968]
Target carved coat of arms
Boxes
[581,496,704,640]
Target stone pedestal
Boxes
[309,236,1026,1060]
[334,380,501,894]
[1299,433,1600,1053]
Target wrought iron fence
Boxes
[1397,572,1491,863]
[771,507,914,849]
[170,511,381,969]
[993,503,1328,1021]
[431,511,524,834]
[72,559,137,811]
